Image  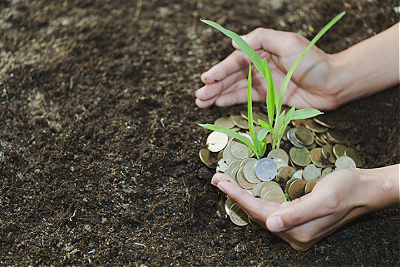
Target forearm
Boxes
[357,164,400,213]
[330,23,399,107]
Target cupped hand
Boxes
[212,168,368,251]
[196,28,341,110]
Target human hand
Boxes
[212,168,372,251]
[196,28,341,110]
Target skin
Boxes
[196,22,400,251]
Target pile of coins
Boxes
[199,109,363,227]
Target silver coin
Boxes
[272,158,288,171]
[223,144,236,165]
[287,128,306,148]
[255,158,278,181]
[322,166,333,176]
[303,164,321,181]
[252,181,267,198]
[206,132,228,152]
[335,156,356,169]
[292,170,303,179]
[216,158,229,173]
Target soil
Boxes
[0,0,399,265]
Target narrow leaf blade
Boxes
[292,109,323,120]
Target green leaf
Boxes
[277,11,346,112]
[292,108,323,120]
[199,124,257,152]
[283,105,296,126]
[201,20,264,77]
[247,64,258,152]
[264,59,276,126]
[257,128,271,141]
[258,119,272,131]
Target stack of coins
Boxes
[199,109,363,227]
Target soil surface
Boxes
[1,0,399,266]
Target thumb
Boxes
[266,190,333,232]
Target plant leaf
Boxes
[277,11,346,112]
[283,105,296,126]
[263,59,276,126]
[257,128,271,142]
[258,119,272,130]
[201,20,264,77]
[199,124,257,152]
[292,108,323,120]
[247,63,258,152]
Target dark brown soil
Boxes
[1,0,399,265]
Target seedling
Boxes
[200,12,345,152]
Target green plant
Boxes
[200,12,345,152]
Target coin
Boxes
[225,198,236,215]
[285,177,300,193]
[223,144,237,165]
[292,170,303,179]
[214,115,235,129]
[273,158,288,171]
[262,189,287,204]
[335,156,356,169]
[288,179,307,200]
[305,119,327,133]
[229,203,249,226]
[226,160,241,179]
[252,181,267,198]
[243,159,261,184]
[344,148,363,167]
[293,126,315,146]
[287,128,306,148]
[253,111,269,125]
[236,167,256,189]
[230,138,251,159]
[322,144,336,164]
[199,148,218,168]
[315,134,327,146]
[303,164,322,181]
[260,182,282,198]
[333,144,346,158]
[216,158,229,173]
[304,179,318,194]
[291,119,306,127]
[310,148,330,168]
[313,117,335,128]
[267,148,289,165]
[277,166,296,183]
[322,166,333,176]
[290,159,303,170]
[232,115,249,129]
[282,126,291,141]
[207,132,228,152]
[290,147,311,166]
[326,128,347,144]
[255,158,278,181]
[240,158,254,169]
[306,142,317,150]
[240,110,248,120]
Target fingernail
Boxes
[267,215,284,232]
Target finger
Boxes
[196,67,249,101]
[195,95,218,108]
[266,188,340,233]
[201,50,251,84]
[233,28,295,57]
[214,84,264,107]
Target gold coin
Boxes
[226,160,242,179]
[326,128,347,144]
[293,126,315,146]
[261,189,287,204]
[288,179,307,200]
[225,198,236,215]
[303,164,322,181]
[333,144,346,158]
[230,138,250,159]
[315,134,327,146]
[290,147,311,167]
[313,117,335,128]
[229,203,249,226]
[232,115,249,129]
[335,156,356,169]
[253,111,269,125]
[223,144,236,165]
[240,158,254,169]
[273,158,288,171]
[310,148,330,168]
[240,110,248,120]
[277,166,296,183]
[322,166,333,176]
[207,132,228,152]
[282,126,291,141]
[260,181,281,196]
[306,142,317,150]
[217,150,224,161]
[285,177,301,193]
[292,119,306,127]
[290,159,302,170]
[199,148,218,168]
[344,148,363,167]
[243,159,261,184]
[305,119,327,133]
[304,179,318,194]
[214,115,235,129]
[322,144,336,164]
[236,167,255,189]
[267,148,289,165]
[252,181,267,198]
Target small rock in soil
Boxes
[197,166,213,179]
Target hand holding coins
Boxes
[200,109,363,227]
